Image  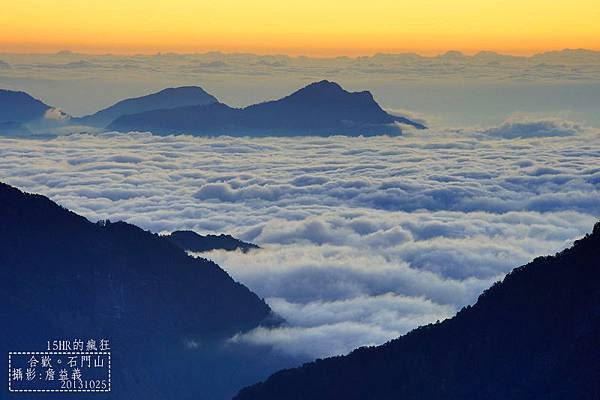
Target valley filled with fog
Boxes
[1,121,598,359]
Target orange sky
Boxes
[1,0,599,56]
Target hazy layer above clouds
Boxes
[1,50,600,126]
[0,120,598,357]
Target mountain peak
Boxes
[157,85,212,96]
[280,80,381,107]
[0,89,52,125]
[109,81,426,136]
[288,80,348,98]
[77,85,218,127]
[304,80,343,91]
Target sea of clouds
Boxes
[0,119,598,358]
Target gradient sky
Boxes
[1,0,599,55]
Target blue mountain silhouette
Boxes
[0,89,52,123]
[0,89,71,136]
[108,80,426,136]
[77,86,218,127]
[0,182,291,399]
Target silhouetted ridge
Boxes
[164,230,259,253]
[77,85,218,126]
[0,89,51,123]
[0,181,279,399]
[108,81,426,136]
[284,81,378,107]
[0,181,272,336]
[0,89,71,136]
[236,222,600,400]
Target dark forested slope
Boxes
[236,222,600,400]
[0,182,283,399]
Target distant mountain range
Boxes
[235,223,600,400]
[109,80,426,136]
[164,230,259,253]
[76,86,218,127]
[0,182,292,399]
[0,81,425,136]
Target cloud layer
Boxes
[0,123,598,357]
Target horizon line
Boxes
[1,47,599,60]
